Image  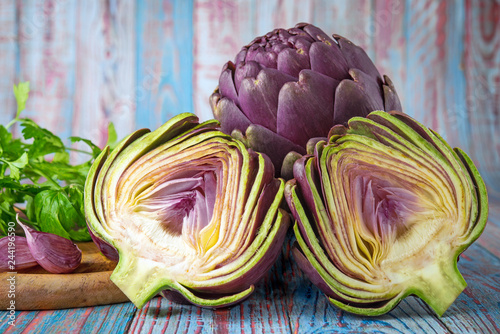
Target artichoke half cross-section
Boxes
[84,113,289,308]
[285,111,488,316]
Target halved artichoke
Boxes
[285,111,488,316]
[84,113,289,308]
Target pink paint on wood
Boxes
[72,1,108,150]
[404,0,466,147]
[72,0,135,155]
[372,0,407,110]
[326,0,373,51]
[99,0,136,142]
[17,0,77,139]
[193,0,243,121]
[214,308,229,334]
[464,0,500,197]
[0,0,16,126]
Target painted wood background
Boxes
[0,0,499,333]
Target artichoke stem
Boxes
[110,250,168,308]
[414,259,467,317]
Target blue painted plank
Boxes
[463,0,500,199]
[80,303,136,334]
[70,0,136,151]
[17,0,78,142]
[135,0,194,131]
[128,239,293,333]
[0,0,17,126]
[0,310,38,334]
[443,0,469,151]
[0,302,136,333]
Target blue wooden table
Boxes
[0,0,499,332]
[1,199,499,333]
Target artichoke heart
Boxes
[85,113,289,308]
[285,111,488,316]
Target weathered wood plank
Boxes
[404,0,469,150]
[476,201,500,258]
[372,0,407,111]
[325,0,373,52]
[71,0,108,149]
[0,0,17,126]
[135,0,194,130]
[439,0,470,151]
[0,309,38,333]
[0,302,136,333]
[71,0,136,150]
[192,0,241,121]
[96,0,136,144]
[464,0,500,199]
[17,0,78,140]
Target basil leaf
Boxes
[33,189,91,241]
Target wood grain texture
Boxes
[403,0,470,151]
[0,0,17,127]
[464,0,500,199]
[71,0,108,151]
[17,0,78,141]
[192,0,240,121]
[135,0,194,130]
[0,302,136,333]
[372,0,406,112]
[98,0,136,145]
[0,242,127,311]
[0,0,499,333]
[72,0,136,150]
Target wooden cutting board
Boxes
[0,242,129,310]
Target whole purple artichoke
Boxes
[210,23,402,177]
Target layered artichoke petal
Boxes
[285,111,488,316]
[85,113,289,308]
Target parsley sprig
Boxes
[0,82,117,241]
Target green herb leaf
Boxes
[106,122,118,150]
[11,152,28,169]
[0,125,24,160]
[0,218,8,237]
[1,152,28,180]
[29,161,88,187]
[13,82,30,118]
[69,136,102,158]
[20,119,69,161]
[0,81,111,241]
[33,188,91,241]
